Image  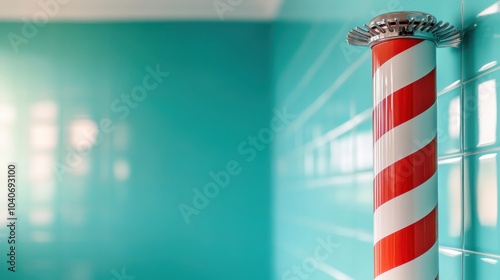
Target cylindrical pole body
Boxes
[372,38,438,280]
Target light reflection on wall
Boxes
[0,104,15,153]
[440,157,462,237]
[113,159,130,181]
[0,104,16,123]
[29,101,58,243]
[31,101,58,121]
[0,128,12,148]
[29,208,54,226]
[477,1,500,17]
[30,124,58,150]
[29,153,55,182]
[477,79,497,147]
[478,61,497,72]
[439,247,462,257]
[312,126,328,176]
[448,96,460,138]
[0,104,15,151]
[355,131,372,170]
[481,257,499,264]
[331,135,354,173]
[477,153,498,227]
[0,104,16,227]
[68,118,99,176]
[69,118,98,150]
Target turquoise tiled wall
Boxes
[0,22,272,279]
[273,0,500,279]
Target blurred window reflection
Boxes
[28,101,58,237]
[114,159,130,181]
[0,104,16,124]
[69,118,98,150]
[448,159,462,237]
[477,79,497,147]
[477,153,498,227]
[330,135,354,173]
[448,97,460,138]
[355,131,372,170]
[29,101,58,184]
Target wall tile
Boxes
[439,249,463,280]
[438,157,463,248]
[438,87,462,156]
[464,151,500,255]
[464,70,500,152]
[464,252,500,280]
[463,0,500,81]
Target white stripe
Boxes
[375,241,439,280]
[373,40,436,107]
[374,103,437,176]
[373,172,438,244]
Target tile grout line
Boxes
[462,146,500,157]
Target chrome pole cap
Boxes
[346,11,461,48]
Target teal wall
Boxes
[0,22,272,279]
[273,0,500,279]
[0,1,499,279]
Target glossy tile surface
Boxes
[438,157,463,248]
[463,0,500,81]
[464,70,500,152]
[438,88,462,156]
[274,0,499,279]
[464,252,500,279]
[464,151,500,255]
[440,249,463,280]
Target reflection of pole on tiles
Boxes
[347,12,461,280]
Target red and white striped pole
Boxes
[347,12,460,280]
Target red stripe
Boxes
[374,207,438,277]
[372,39,424,75]
[374,138,437,211]
[373,68,436,142]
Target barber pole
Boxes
[346,12,461,280]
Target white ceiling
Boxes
[0,0,282,21]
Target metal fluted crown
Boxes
[346,11,461,47]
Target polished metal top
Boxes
[346,11,461,47]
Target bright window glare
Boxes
[0,104,16,124]
[477,79,497,147]
[477,154,498,227]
